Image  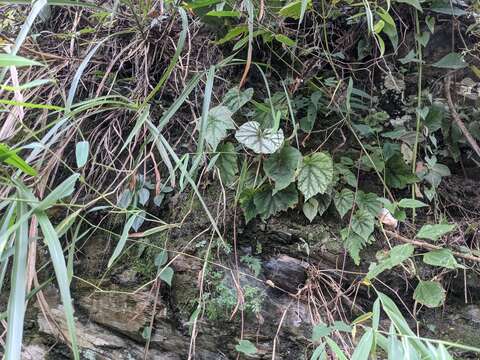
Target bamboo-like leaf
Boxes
[37,212,79,360]
[37,173,79,210]
[5,201,28,360]
[108,213,137,268]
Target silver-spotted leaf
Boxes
[235,121,284,154]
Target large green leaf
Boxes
[356,191,382,216]
[351,209,375,241]
[413,280,445,308]
[416,224,455,241]
[334,189,354,218]
[235,121,284,154]
[215,142,238,185]
[239,188,258,223]
[423,249,459,269]
[366,244,414,280]
[263,145,301,191]
[222,87,253,113]
[253,183,298,220]
[205,105,235,150]
[298,152,333,200]
[432,52,467,69]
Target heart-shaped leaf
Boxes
[334,189,354,218]
[205,105,235,150]
[253,183,298,220]
[263,145,301,191]
[215,142,238,185]
[235,121,284,154]
[413,280,445,308]
[351,209,375,241]
[298,152,333,200]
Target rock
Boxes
[35,288,182,359]
[76,291,155,340]
[264,255,308,293]
[21,342,49,359]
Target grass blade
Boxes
[107,212,137,268]
[5,200,28,360]
[141,7,188,107]
[37,212,79,360]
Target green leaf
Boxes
[394,0,422,11]
[37,212,79,358]
[413,280,445,308]
[366,244,414,280]
[279,0,311,19]
[5,201,28,360]
[205,106,235,151]
[356,191,382,216]
[222,86,253,113]
[108,213,137,267]
[274,34,296,46]
[263,145,301,191]
[331,321,352,332]
[312,324,331,341]
[214,26,248,45]
[351,209,375,241]
[334,189,354,218]
[155,250,168,267]
[423,249,459,269]
[239,188,258,223]
[235,121,284,154]
[0,143,37,176]
[0,53,43,67]
[235,339,257,356]
[253,183,298,220]
[351,329,374,360]
[38,173,79,211]
[303,198,318,222]
[75,141,89,168]
[216,142,238,185]
[416,224,456,241]
[206,10,241,17]
[341,228,367,266]
[317,193,332,216]
[397,198,428,209]
[159,266,174,286]
[298,152,333,200]
[432,52,468,69]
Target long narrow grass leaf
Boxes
[37,212,79,360]
[107,213,137,268]
[5,201,28,360]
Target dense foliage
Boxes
[1,0,480,358]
